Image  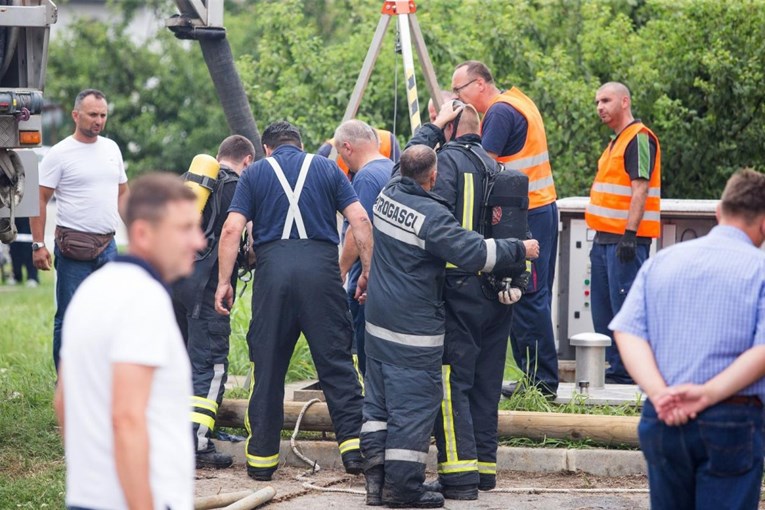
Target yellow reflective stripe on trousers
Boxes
[438,459,478,474]
[462,173,474,231]
[339,438,360,454]
[247,452,279,468]
[352,354,365,396]
[478,461,496,474]
[440,365,458,462]
[190,412,215,429]
[191,395,218,414]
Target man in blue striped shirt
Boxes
[610,168,765,510]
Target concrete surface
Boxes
[213,439,647,477]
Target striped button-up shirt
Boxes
[610,225,765,400]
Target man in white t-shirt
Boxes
[54,173,204,510]
[30,88,129,371]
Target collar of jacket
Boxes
[452,133,482,145]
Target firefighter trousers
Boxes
[433,273,513,487]
[245,240,363,478]
[173,273,231,453]
[361,356,442,503]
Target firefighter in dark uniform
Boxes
[361,145,538,508]
[172,135,255,469]
[399,102,532,498]
[215,121,373,481]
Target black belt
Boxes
[721,395,762,408]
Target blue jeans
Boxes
[589,241,649,383]
[53,240,117,371]
[348,288,367,375]
[639,399,764,510]
[509,202,559,393]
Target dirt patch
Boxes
[195,466,648,508]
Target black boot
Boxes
[364,465,384,506]
[342,449,364,475]
[382,487,445,509]
[247,466,274,481]
[478,473,496,491]
[195,444,233,469]
[421,479,478,500]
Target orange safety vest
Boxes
[585,122,662,238]
[483,88,557,209]
[328,129,395,177]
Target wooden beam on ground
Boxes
[217,400,639,447]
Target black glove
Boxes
[616,229,637,263]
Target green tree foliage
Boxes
[46,0,765,197]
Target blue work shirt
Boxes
[229,145,358,248]
[610,225,765,400]
[481,100,528,157]
[345,158,393,293]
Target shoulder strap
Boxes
[266,154,313,239]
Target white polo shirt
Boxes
[61,258,193,510]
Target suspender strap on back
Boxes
[266,154,313,240]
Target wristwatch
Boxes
[31,241,45,251]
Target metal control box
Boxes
[555,197,719,359]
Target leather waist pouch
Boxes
[55,225,114,261]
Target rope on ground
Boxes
[290,398,365,495]
[290,398,322,474]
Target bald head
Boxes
[333,119,383,172]
[595,81,634,132]
[400,145,437,188]
[598,82,631,100]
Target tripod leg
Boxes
[342,14,392,122]
[409,14,444,112]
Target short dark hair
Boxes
[455,60,494,84]
[720,168,765,223]
[399,145,437,185]
[217,135,256,162]
[125,172,196,228]
[74,88,106,110]
[262,121,302,150]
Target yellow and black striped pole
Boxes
[397,11,421,133]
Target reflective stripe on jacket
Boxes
[483,88,556,209]
[585,122,661,238]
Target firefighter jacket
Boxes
[484,88,557,209]
[585,122,661,238]
[364,176,527,370]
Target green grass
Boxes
[0,272,66,508]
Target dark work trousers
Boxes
[10,217,37,283]
[348,290,367,376]
[509,201,559,394]
[245,240,363,478]
[590,241,649,383]
[173,264,231,454]
[433,273,513,487]
[362,356,442,504]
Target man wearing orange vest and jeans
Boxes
[586,82,661,384]
[452,61,559,398]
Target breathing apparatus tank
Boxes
[485,166,529,279]
[183,154,220,213]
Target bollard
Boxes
[570,332,612,389]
